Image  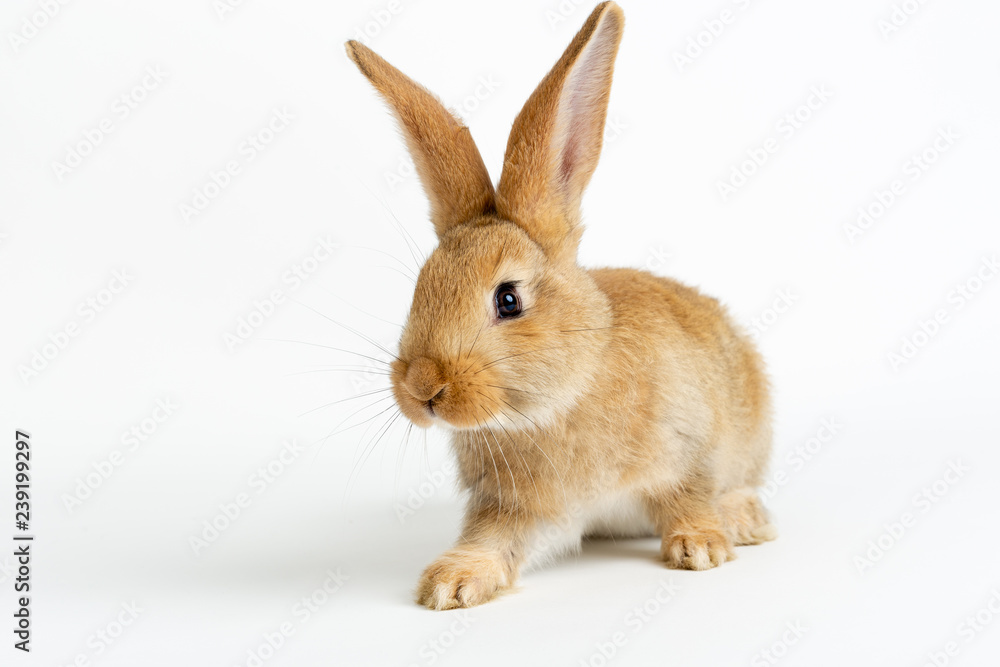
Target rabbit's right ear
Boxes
[346,41,496,239]
[496,2,624,265]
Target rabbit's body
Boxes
[449,265,773,568]
[347,2,776,610]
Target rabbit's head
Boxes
[346,2,624,431]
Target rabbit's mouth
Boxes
[426,388,445,418]
[390,355,528,432]
[392,356,444,427]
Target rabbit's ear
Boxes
[496,1,623,264]
[346,41,496,239]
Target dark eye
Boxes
[494,284,521,319]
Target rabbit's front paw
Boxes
[416,550,510,610]
[662,528,736,571]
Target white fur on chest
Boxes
[523,492,655,571]
[581,491,656,538]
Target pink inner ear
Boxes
[559,130,581,185]
[555,15,618,188]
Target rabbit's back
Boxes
[589,267,772,491]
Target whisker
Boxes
[287,298,401,362]
[481,399,541,508]
[313,282,404,329]
[476,383,548,398]
[461,320,487,374]
[288,371,393,381]
[394,421,415,497]
[482,392,571,513]
[471,432,486,505]
[283,366,393,377]
[342,243,419,282]
[308,393,397,467]
[373,263,417,286]
[475,417,504,523]
[259,338,392,367]
[355,178,425,272]
[298,387,394,417]
[558,326,618,333]
[475,344,587,373]
[420,427,431,476]
[481,404,520,535]
[347,408,403,501]
[318,395,399,464]
[377,409,406,472]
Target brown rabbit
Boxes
[346,1,775,610]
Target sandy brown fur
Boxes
[346,2,775,610]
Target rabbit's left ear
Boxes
[496,2,624,264]
[346,41,496,239]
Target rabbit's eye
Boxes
[494,284,522,319]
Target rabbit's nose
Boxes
[403,357,447,402]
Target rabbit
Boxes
[345,1,776,610]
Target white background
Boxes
[3,0,1000,665]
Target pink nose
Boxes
[404,357,446,402]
